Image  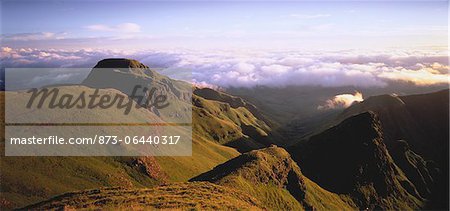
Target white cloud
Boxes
[378,68,449,86]
[261,64,290,75]
[232,62,255,74]
[2,47,13,53]
[85,23,141,33]
[1,47,448,88]
[318,92,364,110]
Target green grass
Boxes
[0,156,160,209]
[0,90,241,209]
[302,176,357,210]
[20,182,265,210]
[155,134,239,182]
[191,146,357,210]
[227,176,304,210]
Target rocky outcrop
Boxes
[191,145,356,210]
[191,145,307,201]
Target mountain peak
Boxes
[81,58,193,122]
[94,58,149,69]
[84,58,158,80]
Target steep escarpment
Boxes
[334,90,449,209]
[337,90,449,168]
[290,112,422,210]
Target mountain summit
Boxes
[82,58,192,122]
[93,58,150,69]
[83,58,160,82]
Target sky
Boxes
[0,1,449,90]
[1,1,448,50]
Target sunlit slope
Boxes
[19,182,265,210]
[0,58,274,209]
[191,145,357,210]
[2,58,262,209]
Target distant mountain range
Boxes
[1,59,447,210]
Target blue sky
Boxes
[0,1,448,89]
[1,1,448,50]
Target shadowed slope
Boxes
[337,90,449,167]
[334,90,449,209]
[290,112,422,210]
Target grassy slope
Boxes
[1,141,238,209]
[191,146,356,210]
[228,176,305,210]
[1,156,156,208]
[224,168,357,211]
[20,182,265,210]
[303,177,357,210]
[155,134,239,182]
[0,89,240,209]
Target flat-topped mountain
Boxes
[81,58,192,122]
[92,58,150,69]
[83,58,162,84]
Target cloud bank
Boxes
[1,47,448,89]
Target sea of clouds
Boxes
[1,47,448,90]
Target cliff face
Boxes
[337,90,449,168]
[333,90,449,209]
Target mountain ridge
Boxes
[290,111,422,210]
